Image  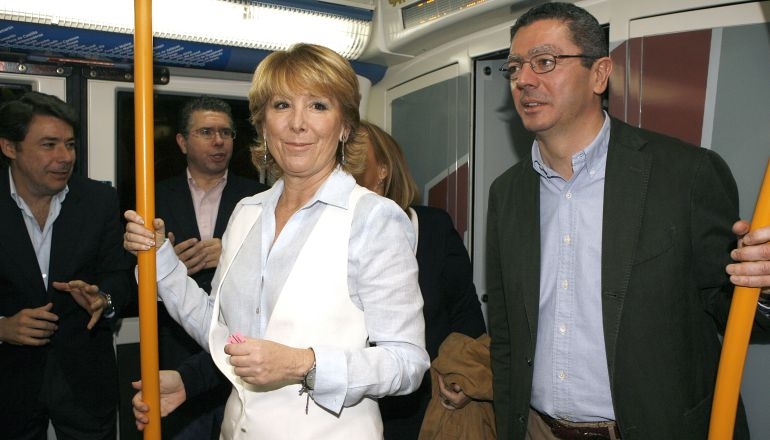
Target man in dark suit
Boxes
[0,91,132,439]
[487,3,770,439]
[153,96,268,439]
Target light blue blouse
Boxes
[154,168,430,414]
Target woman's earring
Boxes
[263,141,269,165]
[340,140,346,165]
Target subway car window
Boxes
[115,92,260,219]
[0,83,33,104]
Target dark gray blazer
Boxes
[487,118,769,439]
[0,171,132,434]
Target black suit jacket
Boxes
[487,118,770,439]
[380,205,486,439]
[0,170,132,432]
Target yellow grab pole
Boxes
[709,158,770,439]
[134,0,161,439]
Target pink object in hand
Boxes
[227,332,246,344]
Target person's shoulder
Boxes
[68,174,117,196]
[228,173,270,194]
[610,117,705,158]
[155,173,187,192]
[490,156,534,194]
[236,183,276,206]
[64,176,120,215]
[354,190,408,224]
[411,204,452,224]
[358,188,397,209]
[609,118,732,178]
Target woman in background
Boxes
[124,45,429,440]
[354,120,486,439]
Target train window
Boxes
[114,91,261,217]
[0,83,32,106]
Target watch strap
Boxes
[100,291,116,319]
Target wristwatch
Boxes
[302,363,316,390]
[100,291,116,318]
[302,347,316,391]
[299,355,317,414]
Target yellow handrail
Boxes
[709,158,770,439]
[134,0,161,439]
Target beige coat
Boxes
[419,333,495,439]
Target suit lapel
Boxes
[0,171,46,294]
[216,175,240,237]
[167,175,200,239]
[601,121,652,373]
[49,179,86,291]
[510,165,541,345]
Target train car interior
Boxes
[1,0,769,438]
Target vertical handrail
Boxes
[134,0,161,439]
[709,158,770,439]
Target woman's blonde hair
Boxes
[248,43,365,179]
[356,120,419,211]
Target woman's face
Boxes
[263,91,346,180]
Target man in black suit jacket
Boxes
[152,96,268,439]
[487,3,770,439]
[0,92,132,439]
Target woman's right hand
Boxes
[123,210,166,255]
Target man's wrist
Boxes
[99,291,116,318]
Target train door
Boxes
[381,63,479,315]
[472,53,534,323]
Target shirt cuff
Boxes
[155,239,179,280]
[308,345,347,415]
[757,293,770,318]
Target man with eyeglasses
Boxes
[486,3,770,439]
[151,96,269,440]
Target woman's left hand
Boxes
[225,338,314,385]
[437,374,472,410]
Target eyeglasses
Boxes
[189,127,236,141]
[499,53,598,81]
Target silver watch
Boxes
[303,364,316,390]
[100,291,115,318]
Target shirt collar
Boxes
[8,167,69,210]
[253,166,356,211]
[314,166,357,210]
[186,167,228,189]
[531,111,611,179]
